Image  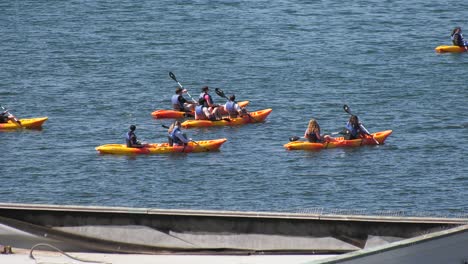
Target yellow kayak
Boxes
[0,117,48,130]
[182,108,272,128]
[435,45,467,53]
[96,138,227,155]
[284,130,392,151]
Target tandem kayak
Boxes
[151,101,250,119]
[435,45,467,53]
[0,117,48,130]
[284,130,392,151]
[96,138,227,155]
[181,108,272,128]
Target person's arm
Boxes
[358,123,371,135]
[179,96,187,104]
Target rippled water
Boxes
[1,0,467,216]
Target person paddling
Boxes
[171,87,197,112]
[342,115,371,140]
[0,107,22,126]
[167,120,190,146]
[126,125,144,148]
[224,95,248,118]
[451,27,468,47]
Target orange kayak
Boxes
[96,138,227,155]
[284,130,392,151]
[0,117,48,130]
[181,108,272,128]
[435,45,467,53]
[152,101,250,119]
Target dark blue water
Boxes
[1,0,467,217]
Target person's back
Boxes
[224,95,244,118]
[172,87,195,111]
[451,27,467,47]
[0,112,9,123]
[126,125,143,148]
[169,121,190,146]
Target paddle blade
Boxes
[289,136,300,142]
[343,104,353,115]
[215,88,228,99]
[169,72,177,81]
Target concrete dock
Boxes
[0,203,467,263]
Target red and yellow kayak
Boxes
[435,45,467,53]
[152,101,250,119]
[0,117,48,130]
[181,108,272,128]
[96,138,227,155]
[284,130,392,151]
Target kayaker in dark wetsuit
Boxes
[0,111,10,123]
[343,115,370,140]
[171,87,196,112]
[0,108,21,125]
[451,27,468,47]
[126,125,144,148]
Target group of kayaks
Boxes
[2,72,393,155]
[94,72,276,155]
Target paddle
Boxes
[0,105,22,128]
[215,88,257,122]
[161,124,209,151]
[169,72,197,103]
[343,104,379,144]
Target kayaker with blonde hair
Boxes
[168,120,190,146]
[304,119,331,143]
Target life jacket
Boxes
[345,122,360,139]
[451,32,465,46]
[195,105,207,119]
[225,101,237,115]
[171,94,183,110]
[199,93,213,107]
[170,126,184,145]
[126,131,137,147]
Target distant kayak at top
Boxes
[435,45,467,53]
